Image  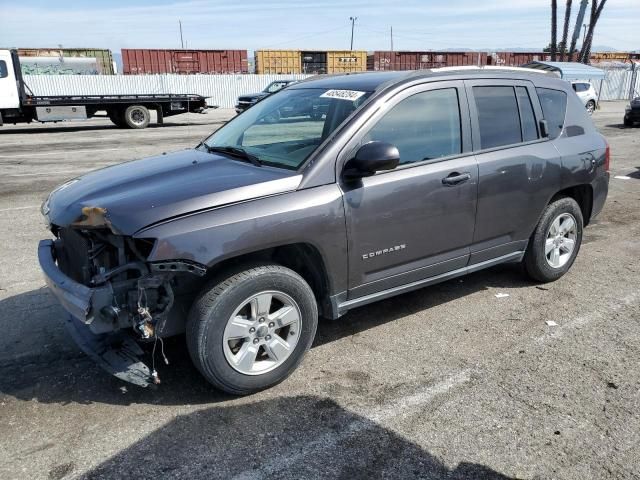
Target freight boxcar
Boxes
[255,50,367,74]
[17,48,115,75]
[488,52,551,66]
[368,51,487,71]
[121,49,248,74]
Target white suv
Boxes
[571,81,598,115]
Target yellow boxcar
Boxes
[590,52,631,62]
[327,50,367,73]
[255,50,302,74]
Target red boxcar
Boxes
[487,52,551,66]
[122,49,248,74]
[368,51,488,71]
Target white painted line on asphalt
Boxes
[233,290,640,480]
[0,205,40,213]
[0,148,125,158]
[233,371,471,480]
[7,170,83,177]
[614,175,632,180]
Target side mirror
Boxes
[344,141,400,179]
[539,119,549,138]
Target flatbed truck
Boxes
[0,49,209,129]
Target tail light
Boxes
[604,141,610,173]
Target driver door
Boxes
[340,81,479,299]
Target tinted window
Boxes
[536,88,567,139]
[365,88,462,165]
[0,60,7,78]
[473,86,521,149]
[516,87,538,142]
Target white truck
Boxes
[0,49,208,129]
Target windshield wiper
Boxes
[203,144,262,167]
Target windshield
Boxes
[263,81,291,93]
[203,87,372,170]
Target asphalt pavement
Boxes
[0,103,639,480]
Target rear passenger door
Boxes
[466,80,562,264]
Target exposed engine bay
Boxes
[44,224,207,386]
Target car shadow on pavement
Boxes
[0,264,532,406]
[78,395,517,480]
[315,263,533,348]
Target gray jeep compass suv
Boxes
[39,69,610,394]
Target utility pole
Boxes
[582,23,588,45]
[179,20,184,49]
[568,0,588,61]
[390,26,394,52]
[350,17,357,51]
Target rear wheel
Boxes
[624,116,633,127]
[524,197,583,283]
[186,264,318,395]
[123,105,151,129]
[586,100,596,115]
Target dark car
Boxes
[235,80,297,114]
[624,97,640,127]
[39,69,609,395]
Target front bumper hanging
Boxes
[38,239,153,387]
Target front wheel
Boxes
[586,100,596,115]
[624,116,633,127]
[524,197,583,283]
[186,265,318,395]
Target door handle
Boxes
[442,172,472,186]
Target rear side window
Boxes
[515,87,538,142]
[536,88,567,139]
[365,88,462,165]
[0,60,7,78]
[473,86,522,149]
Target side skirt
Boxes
[330,251,525,318]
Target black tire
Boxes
[586,100,596,115]
[624,116,633,127]
[186,264,318,395]
[524,197,584,283]
[123,105,150,129]
[108,111,125,128]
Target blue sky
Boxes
[0,0,638,52]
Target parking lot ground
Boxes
[0,102,639,479]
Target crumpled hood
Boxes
[45,149,300,235]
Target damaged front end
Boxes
[38,218,206,387]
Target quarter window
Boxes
[473,86,522,149]
[516,87,538,142]
[0,60,8,79]
[536,88,567,139]
[365,88,462,165]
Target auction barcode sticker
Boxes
[320,89,366,101]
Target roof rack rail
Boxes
[431,65,553,75]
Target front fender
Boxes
[136,185,348,296]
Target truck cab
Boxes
[0,49,23,120]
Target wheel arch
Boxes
[550,183,594,226]
[203,242,333,318]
